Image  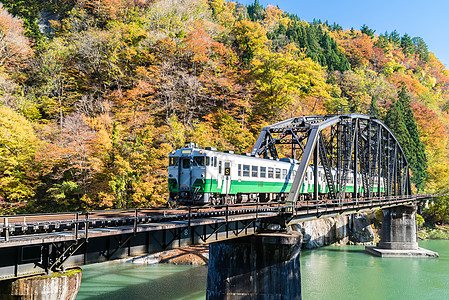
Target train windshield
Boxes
[169,157,179,166]
[193,156,205,166]
[182,158,190,168]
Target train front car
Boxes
[168,143,302,206]
[168,143,212,205]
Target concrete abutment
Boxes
[206,233,302,300]
[0,268,82,300]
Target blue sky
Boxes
[238,0,449,68]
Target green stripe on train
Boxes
[170,178,385,195]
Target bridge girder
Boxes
[251,114,412,203]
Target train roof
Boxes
[170,143,300,164]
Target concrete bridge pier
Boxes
[206,233,302,300]
[366,205,438,257]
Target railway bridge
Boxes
[0,114,437,299]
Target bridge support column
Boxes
[378,205,418,250]
[206,233,302,299]
[366,205,438,257]
[0,268,82,300]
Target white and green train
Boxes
[168,143,385,205]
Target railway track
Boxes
[0,195,432,242]
[0,202,283,241]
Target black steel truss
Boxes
[251,114,412,204]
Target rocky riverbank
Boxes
[292,212,376,249]
[122,245,210,265]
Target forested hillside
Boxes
[1,0,448,214]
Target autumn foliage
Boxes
[0,0,449,214]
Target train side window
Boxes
[268,167,274,178]
[260,167,266,178]
[219,161,222,174]
[238,164,242,176]
[243,165,250,177]
[305,172,308,181]
[282,169,287,179]
[214,157,217,167]
[275,168,281,179]
[252,166,258,177]
[206,157,210,166]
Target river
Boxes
[76,240,449,299]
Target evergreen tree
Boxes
[399,87,428,189]
[412,37,430,62]
[247,0,264,21]
[277,21,350,72]
[384,86,428,191]
[389,30,401,46]
[375,33,390,52]
[361,24,375,37]
[400,34,415,56]
[370,95,380,119]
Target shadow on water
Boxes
[77,265,207,300]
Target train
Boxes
[168,143,385,205]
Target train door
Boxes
[179,157,191,190]
[217,160,222,190]
[222,161,232,194]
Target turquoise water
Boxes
[76,263,208,300]
[76,240,449,300]
[301,240,449,300]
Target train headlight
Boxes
[201,173,205,178]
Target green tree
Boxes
[412,37,430,62]
[247,0,264,21]
[389,30,401,46]
[400,34,415,56]
[370,95,380,119]
[423,195,449,225]
[360,24,375,37]
[384,86,428,190]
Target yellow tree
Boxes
[0,106,40,212]
[209,0,236,28]
[250,44,332,121]
[231,20,269,64]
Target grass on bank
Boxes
[418,225,449,240]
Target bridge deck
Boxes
[0,195,433,280]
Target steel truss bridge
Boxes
[252,113,412,203]
[0,114,434,280]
